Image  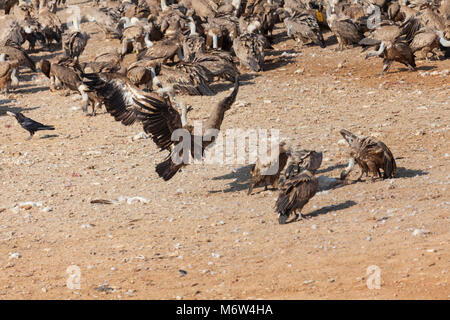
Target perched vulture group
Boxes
[1,0,447,224]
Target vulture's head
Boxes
[340,129,360,149]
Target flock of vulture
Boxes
[0,0,448,224]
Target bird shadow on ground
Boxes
[271,30,290,45]
[210,75,257,94]
[304,200,357,219]
[209,164,253,194]
[14,85,49,94]
[40,134,58,139]
[316,163,346,175]
[263,56,296,72]
[390,65,437,74]
[0,105,40,116]
[37,51,63,61]
[395,167,429,178]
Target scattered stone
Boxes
[179,269,187,276]
[412,229,431,237]
[131,132,148,141]
[9,252,21,259]
[94,284,114,293]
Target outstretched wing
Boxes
[83,73,182,151]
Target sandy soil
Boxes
[0,1,449,299]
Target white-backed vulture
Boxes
[0,43,36,72]
[82,73,240,181]
[126,59,161,89]
[410,28,450,59]
[248,141,291,195]
[157,62,214,95]
[0,53,19,93]
[63,31,89,62]
[137,38,184,64]
[0,16,24,47]
[204,16,239,51]
[326,11,363,50]
[275,154,319,224]
[365,40,416,73]
[192,51,239,83]
[40,58,99,115]
[339,129,397,181]
[36,6,62,46]
[284,10,326,48]
[232,32,266,72]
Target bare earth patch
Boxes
[0,1,448,299]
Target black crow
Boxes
[7,111,55,139]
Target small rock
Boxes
[412,229,431,237]
[9,252,21,259]
[179,269,187,276]
[131,132,148,141]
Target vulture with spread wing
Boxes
[83,73,240,180]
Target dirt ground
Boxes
[0,1,449,300]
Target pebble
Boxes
[131,132,148,141]
[412,229,431,237]
[9,252,21,259]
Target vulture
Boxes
[204,16,239,51]
[157,62,214,95]
[120,19,149,55]
[410,29,450,59]
[365,40,416,73]
[6,111,54,140]
[275,151,319,225]
[232,32,266,72]
[284,10,326,48]
[182,20,239,83]
[137,38,184,64]
[248,141,291,195]
[0,53,19,93]
[81,49,123,73]
[40,58,98,115]
[37,6,63,47]
[2,0,19,14]
[326,11,364,50]
[192,51,239,83]
[291,149,323,174]
[0,42,36,72]
[126,59,161,89]
[339,129,397,181]
[82,73,240,181]
[0,16,24,47]
[63,31,89,62]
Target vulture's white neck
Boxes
[144,33,153,48]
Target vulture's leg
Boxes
[356,169,364,181]
[382,59,392,73]
[247,183,254,195]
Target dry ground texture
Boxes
[0,1,449,299]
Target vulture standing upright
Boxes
[248,141,291,195]
[275,151,320,225]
